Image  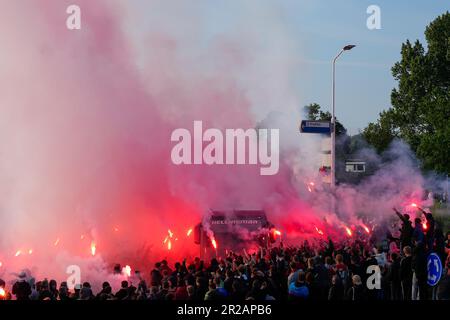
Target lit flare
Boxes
[91,242,96,256]
[345,227,352,237]
[123,265,131,277]
[315,226,324,235]
[211,238,218,249]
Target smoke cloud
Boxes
[0,1,443,289]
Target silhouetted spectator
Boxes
[115,281,129,300]
[12,271,31,301]
[399,246,413,300]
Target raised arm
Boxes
[417,207,428,215]
[393,207,405,221]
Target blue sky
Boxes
[278,0,449,134]
[203,0,448,134]
[131,0,448,134]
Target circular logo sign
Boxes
[427,253,443,287]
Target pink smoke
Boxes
[0,1,436,290]
[0,0,307,284]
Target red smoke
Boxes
[0,0,306,283]
[0,1,433,290]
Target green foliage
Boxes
[363,12,450,174]
[303,103,347,136]
[363,110,398,153]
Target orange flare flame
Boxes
[315,226,324,235]
[123,265,131,277]
[345,227,352,237]
[361,224,370,234]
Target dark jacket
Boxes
[412,244,427,280]
[150,269,162,286]
[328,283,344,301]
[395,211,413,246]
[115,288,129,300]
[399,256,412,282]
[388,258,401,284]
[346,284,366,301]
[38,289,55,300]
[401,222,413,245]
[12,280,31,300]
[412,226,425,244]
[437,274,450,300]
[288,282,309,301]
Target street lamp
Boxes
[331,44,355,188]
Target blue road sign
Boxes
[300,120,332,134]
[427,253,442,286]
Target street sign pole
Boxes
[427,253,443,287]
[330,45,355,191]
[299,120,332,134]
[331,50,342,189]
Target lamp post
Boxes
[331,44,355,188]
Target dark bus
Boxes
[193,209,279,259]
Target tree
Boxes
[303,103,351,184]
[363,12,450,174]
[363,110,398,153]
[303,103,347,136]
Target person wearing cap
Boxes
[12,271,31,300]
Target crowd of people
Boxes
[1,211,449,301]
